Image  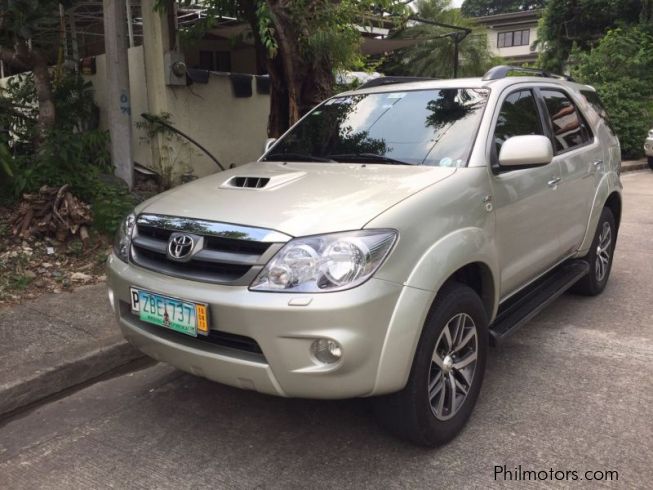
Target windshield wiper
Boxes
[326,153,414,165]
[265,152,336,163]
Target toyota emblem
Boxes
[167,233,195,261]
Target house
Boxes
[473,10,543,65]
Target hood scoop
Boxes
[227,176,270,188]
[221,171,305,190]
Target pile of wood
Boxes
[11,185,93,242]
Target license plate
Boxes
[130,287,208,337]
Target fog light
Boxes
[107,287,115,312]
[310,338,343,364]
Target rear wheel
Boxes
[572,207,616,296]
[648,156,653,170]
[374,283,488,447]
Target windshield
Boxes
[262,88,489,166]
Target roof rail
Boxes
[357,76,438,90]
[482,65,575,82]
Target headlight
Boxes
[113,212,136,262]
[250,230,397,292]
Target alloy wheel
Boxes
[595,221,612,282]
[428,313,478,421]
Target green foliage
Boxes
[461,0,546,17]
[537,0,644,72]
[90,179,137,235]
[571,25,653,158]
[0,71,111,200]
[0,0,69,49]
[381,0,501,78]
[256,1,278,56]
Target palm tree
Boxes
[380,0,501,78]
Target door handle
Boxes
[548,177,561,187]
[592,160,603,167]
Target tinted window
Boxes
[493,90,543,156]
[541,89,592,152]
[581,89,615,135]
[263,88,489,167]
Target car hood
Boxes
[139,161,456,237]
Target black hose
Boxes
[141,113,225,171]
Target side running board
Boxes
[490,260,590,345]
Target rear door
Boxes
[489,88,563,297]
[536,88,601,256]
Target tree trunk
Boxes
[242,0,336,136]
[13,40,55,145]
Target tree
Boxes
[460,0,546,17]
[0,0,69,144]
[380,0,500,78]
[571,25,653,158]
[536,0,644,72]
[174,0,409,137]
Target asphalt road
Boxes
[1,171,652,489]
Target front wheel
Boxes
[572,207,616,296]
[648,156,653,171]
[374,283,488,447]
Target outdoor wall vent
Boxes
[226,176,271,189]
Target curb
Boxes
[621,161,649,173]
[0,339,145,417]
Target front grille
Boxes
[130,214,289,285]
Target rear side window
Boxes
[581,89,615,135]
[540,89,593,153]
[493,89,544,156]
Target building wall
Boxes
[86,45,270,179]
[486,25,538,60]
[183,40,258,74]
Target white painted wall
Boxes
[86,45,270,179]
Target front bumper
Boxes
[644,137,653,157]
[107,254,432,399]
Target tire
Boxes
[374,282,488,447]
[648,156,653,171]
[572,207,616,296]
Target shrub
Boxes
[571,25,653,159]
[90,178,137,235]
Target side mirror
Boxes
[263,138,277,154]
[498,135,553,169]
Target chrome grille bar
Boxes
[130,214,290,285]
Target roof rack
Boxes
[357,76,438,90]
[482,65,575,82]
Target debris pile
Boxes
[10,185,93,242]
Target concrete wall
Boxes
[86,45,269,179]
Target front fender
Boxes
[371,227,499,395]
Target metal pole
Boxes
[453,35,460,78]
[69,12,79,68]
[126,0,135,48]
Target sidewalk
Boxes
[622,159,649,172]
[0,284,144,417]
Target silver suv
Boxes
[107,66,622,446]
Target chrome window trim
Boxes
[136,213,293,243]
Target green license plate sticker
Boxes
[131,288,197,337]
